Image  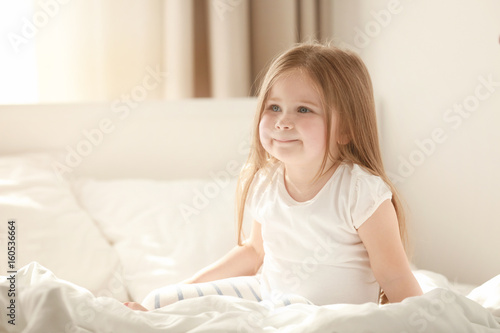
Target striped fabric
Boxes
[141,275,313,310]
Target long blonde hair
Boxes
[236,42,408,258]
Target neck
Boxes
[283,160,339,201]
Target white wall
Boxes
[331,0,500,285]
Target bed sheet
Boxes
[1,262,499,333]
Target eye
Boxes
[271,105,281,112]
[298,106,310,113]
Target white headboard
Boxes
[1,98,498,286]
[0,99,257,180]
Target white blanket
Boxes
[1,263,499,333]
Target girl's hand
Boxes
[124,302,148,311]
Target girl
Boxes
[125,42,423,311]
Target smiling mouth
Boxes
[274,139,298,143]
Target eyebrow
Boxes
[267,97,321,109]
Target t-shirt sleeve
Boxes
[350,173,393,230]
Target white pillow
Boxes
[73,176,240,302]
[467,274,500,316]
[0,152,127,301]
[412,269,452,293]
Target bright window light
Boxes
[0,2,38,104]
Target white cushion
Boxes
[73,176,239,302]
[0,152,127,300]
[467,274,500,316]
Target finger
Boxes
[124,302,148,311]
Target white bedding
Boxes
[1,152,500,332]
[1,262,499,332]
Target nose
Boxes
[275,114,293,130]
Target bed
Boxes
[0,99,499,332]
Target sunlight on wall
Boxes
[0,2,38,104]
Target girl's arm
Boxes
[357,199,423,303]
[125,220,264,311]
[181,219,265,284]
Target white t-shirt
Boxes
[246,160,393,305]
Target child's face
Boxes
[259,69,339,169]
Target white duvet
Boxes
[1,263,499,333]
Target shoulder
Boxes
[337,162,389,192]
[338,162,393,230]
[251,160,281,190]
[245,160,281,208]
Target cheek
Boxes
[305,120,328,146]
[258,115,272,140]
[258,121,268,151]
